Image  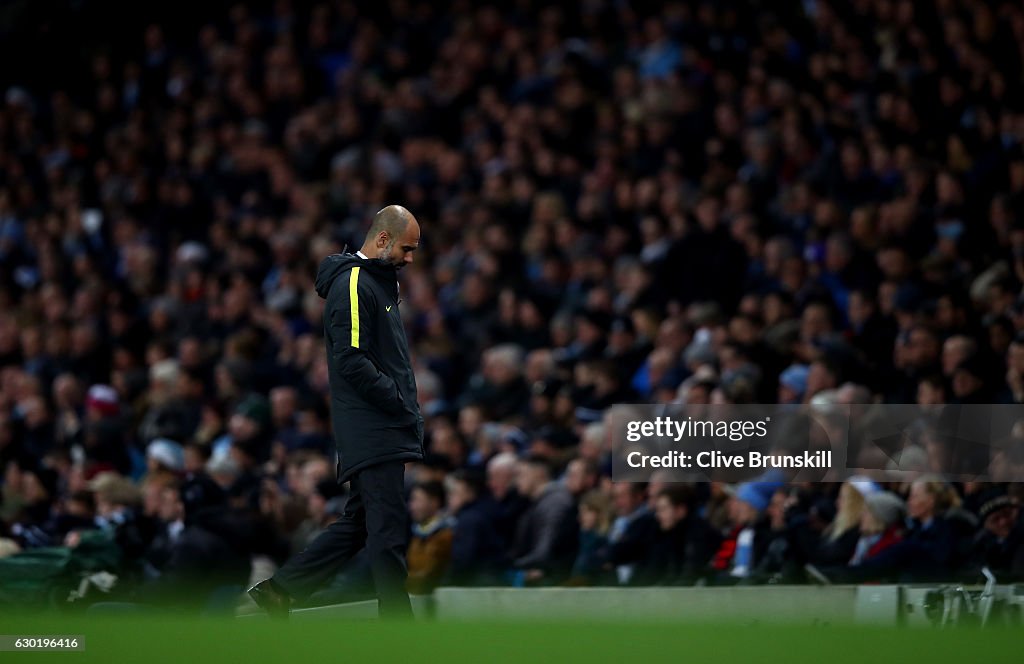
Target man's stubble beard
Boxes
[380,237,405,270]
[374,256,405,270]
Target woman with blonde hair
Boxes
[813,491,908,583]
[811,476,878,565]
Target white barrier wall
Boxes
[432,586,861,624]
[238,585,1018,626]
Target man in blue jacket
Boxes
[249,205,425,619]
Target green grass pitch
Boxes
[0,612,1020,664]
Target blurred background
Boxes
[1,0,1023,613]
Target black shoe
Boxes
[247,579,291,620]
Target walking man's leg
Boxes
[271,484,367,603]
[358,461,414,619]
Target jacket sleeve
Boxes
[327,267,408,416]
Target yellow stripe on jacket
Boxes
[349,266,361,347]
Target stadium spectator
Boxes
[486,451,529,550]
[810,490,907,584]
[850,492,907,568]
[563,457,599,499]
[809,477,878,567]
[606,482,657,585]
[510,455,577,584]
[444,469,504,586]
[406,481,453,596]
[567,488,614,587]
[852,477,959,582]
[968,488,1024,581]
[710,481,781,584]
[633,485,719,586]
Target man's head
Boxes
[847,289,875,328]
[515,455,553,500]
[729,481,780,526]
[612,482,646,517]
[907,476,956,521]
[486,451,518,499]
[1008,332,1024,374]
[916,373,946,406]
[270,386,299,427]
[654,485,694,531]
[482,344,524,386]
[360,205,420,270]
[646,469,678,510]
[445,469,485,514]
[979,490,1020,540]
[564,457,598,497]
[904,324,940,370]
[409,480,445,525]
[952,355,987,399]
[942,335,976,377]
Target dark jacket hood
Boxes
[315,253,360,299]
[315,252,397,299]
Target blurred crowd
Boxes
[2,0,1024,609]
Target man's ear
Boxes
[376,231,389,249]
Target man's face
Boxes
[907,329,939,367]
[800,305,830,341]
[942,339,968,375]
[228,413,258,441]
[378,219,421,270]
[985,505,1019,540]
[907,482,935,520]
[1008,342,1024,373]
[655,496,684,531]
[917,380,944,406]
[487,464,512,499]
[848,292,871,326]
[447,480,472,514]
[728,496,757,526]
[564,460,592,495]
[408,488,439,524]
[612,483,642,516]
[514,462,542,497]
[158,486,184,522]
[270,387,297,423]
[952,369,982,398]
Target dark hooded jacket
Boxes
[315,253,424,482]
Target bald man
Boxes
[249,206,424,619]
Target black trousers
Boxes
[272,460,412,618]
